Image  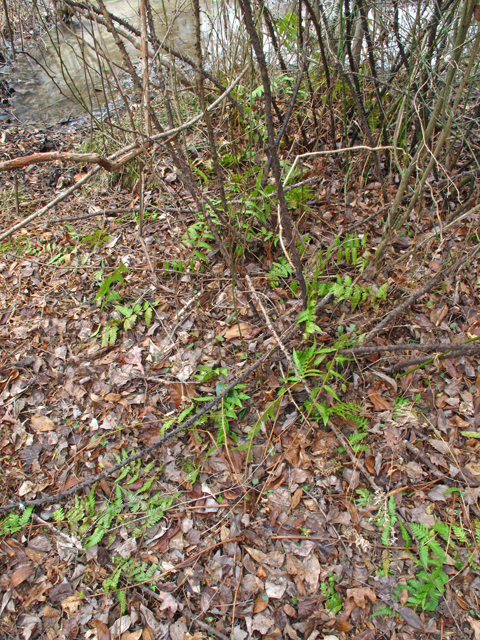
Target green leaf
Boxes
[399,521,411,547]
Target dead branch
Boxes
[337,340,480,356]
[389,343,480,373]
[0,146,147,173]
[363,245,480,344]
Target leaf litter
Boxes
[0,121,480,640]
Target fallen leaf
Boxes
[251,613,275,635]
[92,619,111,640]
[291,487,303,509]
[167,382,196,408]
[346,587,376,608]
[10,564,33,588]
[224,322,252,340]
[265,577,287,599]
[468,616,480,640]
[368,391,391,412]
[110,616,131,636]
[253,596,269,613]
[121,631,142,640]
[398,606,425,632]
[303,554,320,592]
[61,594,82,614]
[406,461,424,480]
[18,481,37,496]
[427,484,451,502]
[30,414,54,431]
[124,345,144,374]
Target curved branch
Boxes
[0,146,147,173]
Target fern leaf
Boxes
[381,520,391,546]
[399,521,411,547]
[410,522,430,544]
[109,325,118,346]
[145,306,153,328]
[101,325,110,347]
[432,521,452,545]
[428,539,446,563]
[419,544,430,567]
[452,524,469,544]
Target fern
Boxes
[103,565,123,593]
[419,544,431,567]
[452,524,469,544]
[474,520,480,545]
[381,523,391,546]
[1,505,34,534]
[410,522,431,544]
[118,590,127,615]
[382,548,392,576]
[297,301,322,338]
[399,521,411,547]
[291,342,324,380]
[124,313,138,331]
[66,495,87,526]
[85,485,123,548]
[432,521,452,545]
[95,262,129,306]
[349,431,369,452]
[268,258,293,286]
[428,539,446,563]
[376,282,389,300]
[52,508,65,522]
[145,306,153,328]
[88,485,96,517]
[102,323,118,347]
[371,606,393,618]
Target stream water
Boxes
[2,0,430,125]
[4,0,203,124]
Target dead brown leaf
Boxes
[223,322,252,340]
[167,382,196,408]
[253,596,269,613]
[368,391,391,412]
[92,619,111,640]
[10,564,33,588]
[30,414,55,431]
[346,587,376,608]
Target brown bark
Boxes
[0,147,146,173]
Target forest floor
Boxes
[1,110,480,640]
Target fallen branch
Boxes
[47,206,195,224]
[0,69,245,241]
[0,166,101,243]
[0,146,147,173]
[0,68,246,175]
[0,286,338,514]
[363,245,480,344]
[389,342,480,373]
[337,339,479,356]
[283,145,396,186]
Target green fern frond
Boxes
[428,539,446,562]
[474,520,480,545]
[419,544,430,567]
[109,324,118,346]
[399,521,411,547]
[381,520,392,546]
[452,524,469,544]
[410,522,430,544]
